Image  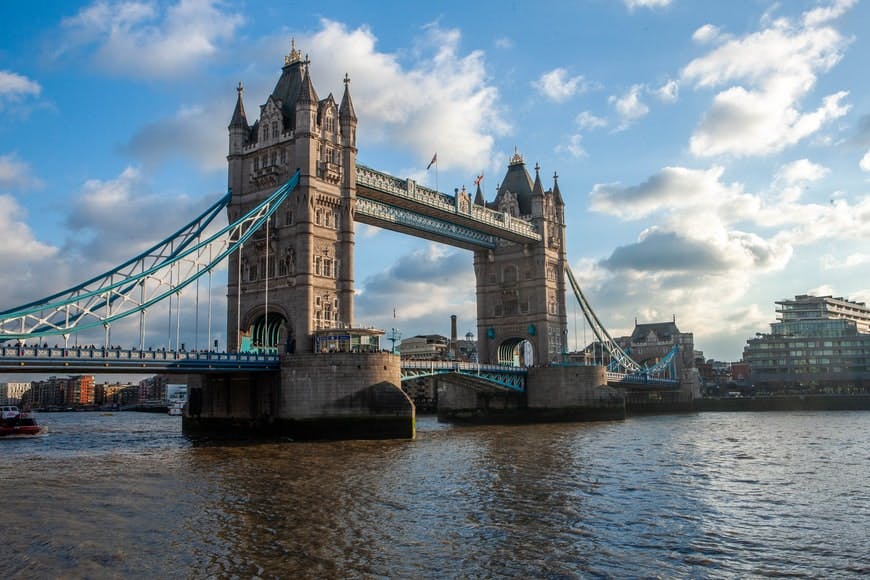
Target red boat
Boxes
[0,405,43,437]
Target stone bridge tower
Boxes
[474,151,568,365]
[226,44,357,354]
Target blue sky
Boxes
[1,0,869,363]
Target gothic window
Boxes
[250,263,258,281]
[271,121,278,139]
[333,298,339,309]
[259,257,267,278]
[503,265,518,283]
[280,148,287,164]
[323,259,332,278]
[278,258,287,277]
[315,256,322,276]
[254,158,260,171]
[285,210,293,226]
[324,212,331,228]
[315,296,321,307]
[271,151,277,165]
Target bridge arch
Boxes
[241,306,291,353]
[497,337,534,367]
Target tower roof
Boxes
[340,73,357,123]
[228,81,248,129]
[269,40,306,128]
[495,148,534,215]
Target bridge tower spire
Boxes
[225,46,358,354]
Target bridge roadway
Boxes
[0,345,278,374]
[0,346,679,391]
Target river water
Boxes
[2,411,868,578]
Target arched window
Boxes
[271,121,278,139]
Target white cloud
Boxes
[66,166,220,267]
[609,84,649,129]
[494,37,513,49]
[535,68,589,102]
[822,253,870,270]
[803,0,857,27]
[355,243,476,335]
[860,150,870,171]
[625,0,672,10]
[576,111,607,129]
[692,24,722,44]
[590,165,754,221]
[0,154,43,190]
[556,134,587,159]
[122,104,227,171]
[776,158,830,185]
[0,195,62,310]
[59,0,243,79]
[654,79,679,103]
[300,20,509,172]
[683,7,854,158]
[0,71,41,110]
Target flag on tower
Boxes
[427,153,437,170]
[474,172,484,186]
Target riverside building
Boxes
[744,294,870,392]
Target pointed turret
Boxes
[228,82,249,157]
[532,163,545,197]
[297,59,319,106]
[229,81,248,130]
[474,182,485,206]
[552,171,564,207]
[531,162,545,217]
[339,73,357,123]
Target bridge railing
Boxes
[0,345,279,363]
[356,164,540,240]
[606,371,678,385]
[401,360,527,374]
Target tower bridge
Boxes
[0,44,689,438]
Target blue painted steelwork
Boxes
[0,193,229,318]
[0,345,279,373]
[0,171,300,341]
[355,198,499,249]
[401,360,526,392]
[564,264,679,384]
[565,264,641,373]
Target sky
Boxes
[1,0,869,372]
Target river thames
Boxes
[2,411,868,578]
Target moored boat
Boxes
[0,405,43,437]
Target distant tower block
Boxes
[474,153,567,365]
[226,46,358,354]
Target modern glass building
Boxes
[744,295,870,392]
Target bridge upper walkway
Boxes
[355,164,542,250]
